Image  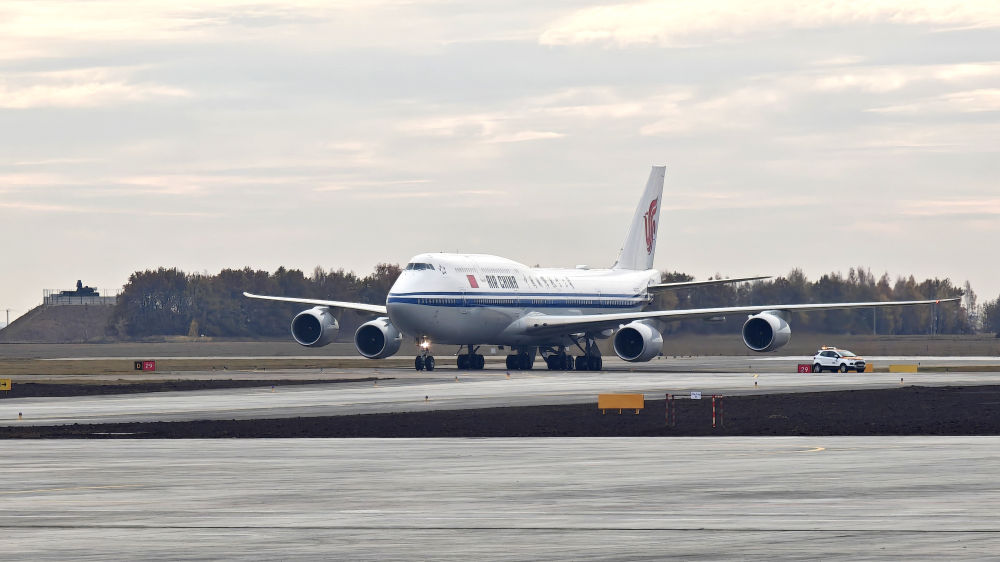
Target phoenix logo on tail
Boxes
[644,198,658,254]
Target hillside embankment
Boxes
[0,304,114,344]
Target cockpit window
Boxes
[406,262,434,270]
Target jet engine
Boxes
[354,317,403,359]
[613,321,663,362]
[742,311,791,352]
[291,307,340,347]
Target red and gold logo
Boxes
[643,198,658,254]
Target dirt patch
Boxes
[3,385,1000,438]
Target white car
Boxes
[812,347,866,373]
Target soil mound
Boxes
[0,304,114,343]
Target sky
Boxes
[1,0,998,321]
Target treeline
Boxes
[109,265,400,339]
[655,268,979,337]
[108,265,997,340]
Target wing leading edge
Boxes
[243,292,387,315]
[648,275,771,291]
[517,298,960,337]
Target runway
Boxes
[2,437,998,559]
[4,358,1000,426]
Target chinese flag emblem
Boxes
[467,275,479,288]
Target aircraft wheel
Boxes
[506,355,517,370]
[425,356,435,371]
[457,355,469,370]
[415,356,425,371]
[576,356,587,371]
[589,356,602,371]
[562,354,573,370]
[473,354,485,370]
[545,356,556,370]
[517,353,532,370]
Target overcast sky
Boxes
[2,0,998,321]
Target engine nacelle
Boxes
[354,317,403,359]
[613,321,663,362]
[742,311,791,352]
[291,307,340,347]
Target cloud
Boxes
[812,64,1000,93]
[486,131,565,143]
[353,188,502,200]
[540,0,1000,47]
[0,200,216,217]
[900,198,1000,216]
[663,191,818,211]
[0,67,190,108]
[7,158,100,166]
[811,56,866,67]
[869,89,1000,114]
[313,179,432,192]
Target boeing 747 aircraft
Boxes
[246,166,956,371]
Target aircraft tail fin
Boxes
[612,165,666,270]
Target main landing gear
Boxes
[414,339,435,371]
[543,347,575,371]
[551,337,602,371]
[505,346,536,371]
[457,344,486,370]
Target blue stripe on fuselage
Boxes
[389,291,644,298]
[386,296,646,308]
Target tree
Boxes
[984,296,1000,337]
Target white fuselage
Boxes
[386,253,659,347]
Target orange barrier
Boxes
[598,393,644,414]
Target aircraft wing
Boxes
[519,298,959,337]
[648,275,771,291]
[243,292,388,315]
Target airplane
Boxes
[245,165,957,372]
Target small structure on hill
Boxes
[60,280,99,297]
[44,280,117,306]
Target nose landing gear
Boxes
[414,339,435,371]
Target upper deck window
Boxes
[406,262,434,270]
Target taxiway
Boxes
[3,356,999,426]
[2,437,998,559]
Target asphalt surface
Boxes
[3,356,1000,426]
[2,437,998,560]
